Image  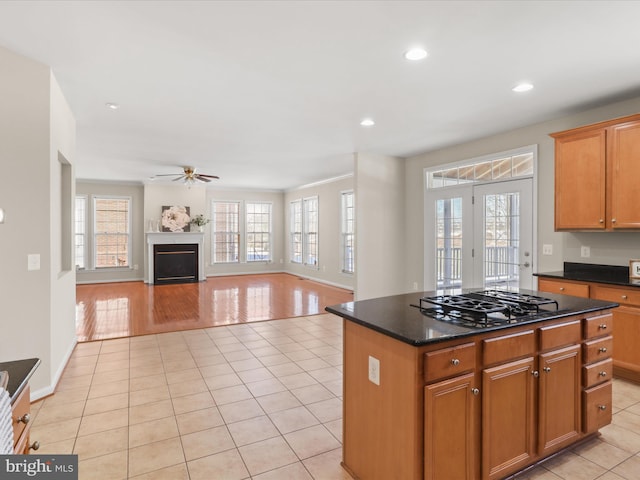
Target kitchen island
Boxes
[326,290,618,480]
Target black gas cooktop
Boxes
[412,290,560,329]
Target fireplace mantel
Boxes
[146,232,205,283]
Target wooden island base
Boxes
[340,310,614,480]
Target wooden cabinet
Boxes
[12,386,33,454]
[482,357,536,480]
[424,373,478,480]
[551,113,640,231]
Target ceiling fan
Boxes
[154,166,220,184]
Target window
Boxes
[303,196,319,267]
[93,196,131,268]
[213,201,240,263]
[246,202,272,262]
[290,200,302,264]
[341,191,355,274]
[75,195,87,269]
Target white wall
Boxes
[76,181,145,284]
[354,153,404,300]
[0,46,76,397]
[284,175,355,290]
[207,188,285,277]
[404,95,640,291]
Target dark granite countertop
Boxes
[325,289,618,347]
[534,262,639,287]
[0,358,40,403]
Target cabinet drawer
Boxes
[584,314,613,339]
[12,386,30,448]
[583,335,613,364]
[483,330,535,366]
[592,285,640,306]
[538,278,590,298]
[539,320,581,351]
[423,342,476,383]
[583,358,613,388]
[583,381,612,433]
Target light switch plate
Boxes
[542,244,553,255]
[27,254,40,271]
[581,246,591,258]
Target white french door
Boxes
[424,178,533,291]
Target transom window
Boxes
[427,150,534,189]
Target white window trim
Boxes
[92,195,132,269]
[75,194,88,271]
[302,195,319,270]
[289,199,302,264]
[340,190,355,275]
[211,199,241,265]
[245,201,273,263]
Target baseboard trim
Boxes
[30,337,78,402]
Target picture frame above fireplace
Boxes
[161,205,191,232]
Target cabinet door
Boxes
[609,120,640,228]
[611,306,640,382]
[553,129,606,230]
[482,357,536,480]
[424,373,478,480]
[538,345,581,456]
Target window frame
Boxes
[92,195,132,269]
[341,190,355,274]
[212,200,241,264]
[302,196,319,269]
[245,201,273,263]
[75,195,88,270]
[289,199,303,264]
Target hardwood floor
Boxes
[76,273,354,342]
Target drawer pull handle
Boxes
[451,358,460,366]
[29,441,40,451]
[471,388,480,396]
[598,405,607,411]
[543,367,551,373]
[599,371,607,377]
[531,370,539,378]
[15,413,30,424]
[598,324,607,330]
[598,347,608,353]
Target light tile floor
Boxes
[30,314,640,480]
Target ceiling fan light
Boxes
[404,47,428,61]
[512,83,534,93]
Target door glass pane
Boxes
[483,192,520,289]
[436,198,462,288]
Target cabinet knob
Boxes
[543,367,551,373]
[531,370,539,378]
[598,405,607,411]
[612,218,617,223]
[15,413,30,424]
[599,347,608,353]
[29,441,40,451]
[599,219,604,223]
[471,388,480,396]
[621,295,628,300]
[598,324,608,330]
[450,358,460,366]
[599,371,607,377]
[559,287,565,291]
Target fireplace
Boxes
[146,232,206,284]
[153,243,198,284]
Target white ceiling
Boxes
[2,1,640,190]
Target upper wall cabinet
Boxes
[551,113,640,231]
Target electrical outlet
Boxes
[542,244,553,255]
[412,282,418,291]
[27,254,40,271]
[581,246,591,258]
[133,264,139,270]
[368,355,380,385]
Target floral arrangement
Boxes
[190,214,210,227]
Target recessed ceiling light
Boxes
[105,102,120,110]
[360,118,375,127]
[404,47,428,61]
[512,83,534,93]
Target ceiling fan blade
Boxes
[154,174,182,177]
[172,175,186,182]
[197,174,220,179]
[195,175,212,183]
